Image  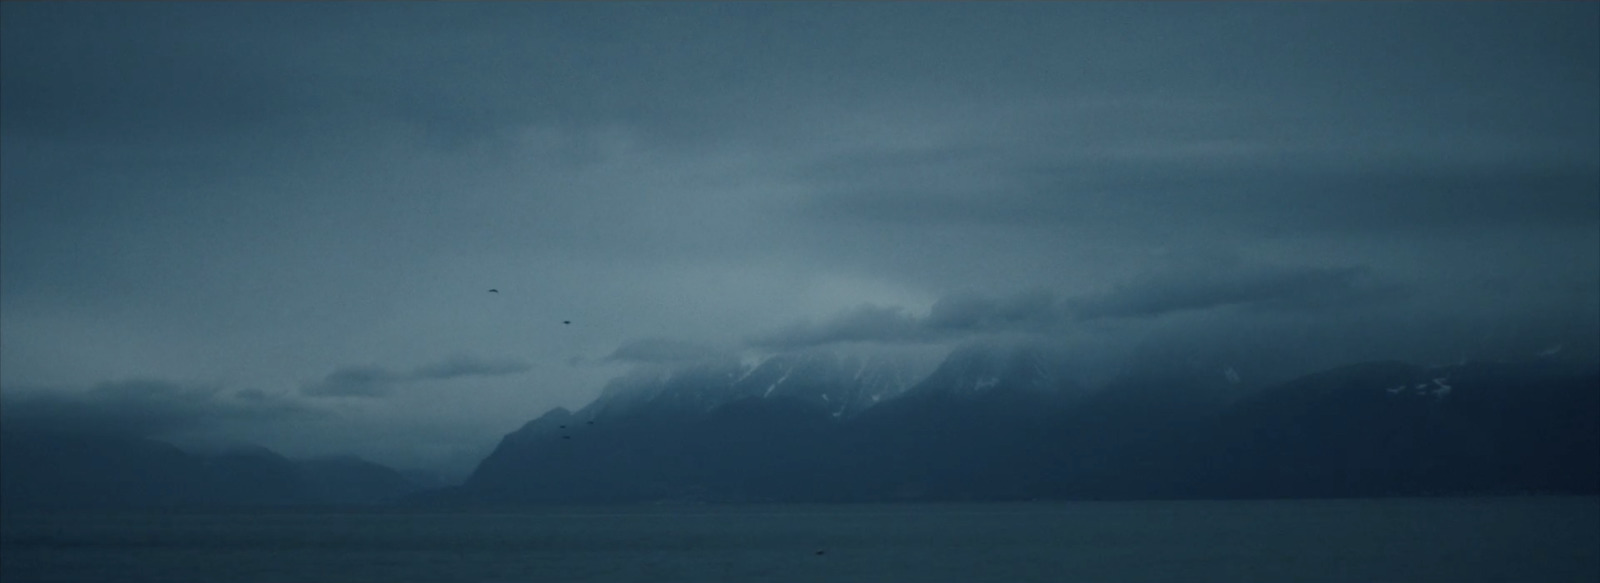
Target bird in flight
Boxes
[488,289,499,293]
[563,320,571,325]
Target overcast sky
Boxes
[3,3,1596,477]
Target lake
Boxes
[3,497,1596,583]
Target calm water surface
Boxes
[3,497,1596,583]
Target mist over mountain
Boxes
[2,0,1596,524]
[425,344,1598,506]
[0,431,427,511]
[4,341,1593,511]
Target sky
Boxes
[3,2,1597,479]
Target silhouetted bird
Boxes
[488,289,498,293]
[563,320,571,325]
[559,425,566,429]
[815,550,826,556]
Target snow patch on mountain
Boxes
[907,343,1083,399]
[575,348,925,421]
[1377,368,1455,402]
[763,369,791,398]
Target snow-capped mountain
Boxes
[904,343,1082,399]
[589,358,747,419]
[445,347,1597,506]
[566,349,926,423]
[728,350,922,418]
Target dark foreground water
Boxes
[3,497,1596,583]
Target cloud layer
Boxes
[747,264,1401,350]
[2,3,1594,473]
[1067,266,1396,321]
[1,380,309,438]
[301,355,532,398]
[605,338,725,365]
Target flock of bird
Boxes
[491,287,581,438]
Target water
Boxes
[3,497,1596,583]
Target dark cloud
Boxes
[0,380,309,438]
[301,355,532,398]
[750,267,1399,350]
[1,2,1593,474]
[410,355,532,381]
[747,304,926,350]
[926,290,1060,332]
[1069,265,1395,321]
[301,366,404,398]
[606,338,724,364]
[748,290,1072,350]
[801,144,1599,240]
[235,388,273,403]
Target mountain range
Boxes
[0,430,427,511]
[4,344,1595,510]
[420,345,1599,506]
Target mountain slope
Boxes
[439,353,1599,506]
[0,430,426,511]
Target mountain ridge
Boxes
[0,430,429,512]
[437,347,1599,506]
[5,346,1592,510]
